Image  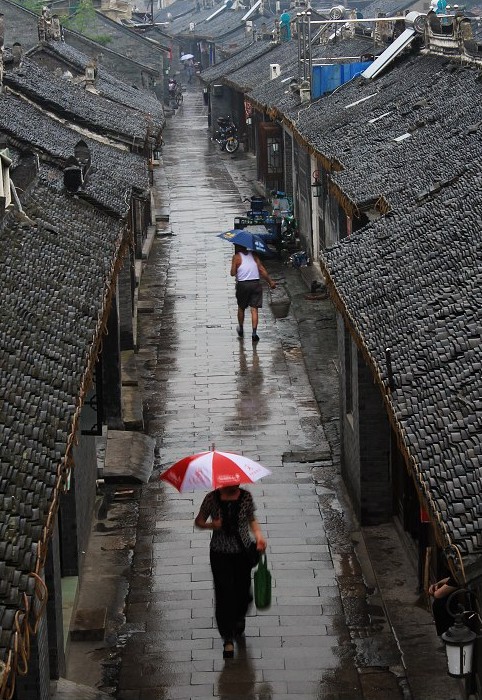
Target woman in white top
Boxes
[230,245,276,342]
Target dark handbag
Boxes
[235,533,259,569]
[254,553,272,609]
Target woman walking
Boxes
[195,483,266,658]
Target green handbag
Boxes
[254,553,272,609]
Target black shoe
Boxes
[237,325,244,338]
[223,640,234,659]
[252,332,259,343]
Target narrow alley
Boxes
[112,89,452,700]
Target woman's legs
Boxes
[233,553,252,636]
[210,552,252,641]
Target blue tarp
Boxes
[311,61,373,98]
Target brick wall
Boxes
[102,292,123,428]
[293,142,312,256]
[73,433,98,573]
[283,129,293,197]
[118,258,134,351]
[338,314,362,517]
[338,314,392,524]
[357,355,392,524]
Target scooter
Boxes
[213,116,239,153]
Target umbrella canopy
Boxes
[217,229,269,255]
[159,450,271,492]
[180,53,194,60]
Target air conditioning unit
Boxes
[270,63,281,80]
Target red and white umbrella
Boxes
[159,450,271,492]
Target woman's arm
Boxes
[249,518,267,551]
[194,512,222,530]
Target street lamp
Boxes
[312,170,322,197]
[441,596,477,678]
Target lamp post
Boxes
[441,594,477,678]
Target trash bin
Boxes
[203,88,209,105]
[268,286,290,319]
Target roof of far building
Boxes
[27,40,165,135]
[359,0,415,18]
[200,38,274,82]
[223,38,303,92]
[3,52,156,151]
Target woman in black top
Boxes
[195,485,266,658]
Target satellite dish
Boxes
[329,4,345,19]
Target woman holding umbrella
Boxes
[195,481,266,658]
[160,448,270,659]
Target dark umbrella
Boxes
[217,229,270,255]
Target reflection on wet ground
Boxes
[115,89,406,700]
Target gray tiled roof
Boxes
[225,39,299,91]
[291,51,482,213]
[360,0,414,18]
[0,92,148,216]
[0,158,125,669]
[321,160,482,570]
[163,1,226,35]
[154,0,202,23]
[4,56,151,148]
[28,41,165,135]
[193,6,279,41]
[200,39,275,83]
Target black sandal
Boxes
[223,640,234,659]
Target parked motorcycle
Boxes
[213,116,239,153]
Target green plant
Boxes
[61,0,96,32]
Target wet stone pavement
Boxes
[117,89,409,700]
